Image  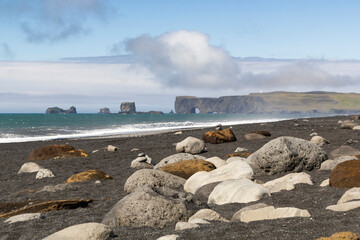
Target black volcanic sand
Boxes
[1,116,360,239]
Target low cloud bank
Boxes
[125,30,358,91]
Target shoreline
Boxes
[1,115,360,239]
[0,114,321,144]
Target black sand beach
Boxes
[1,115,360,239]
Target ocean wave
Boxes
[0,117,288,143]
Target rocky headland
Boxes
[175,91,360,114]
[1,115,360,239]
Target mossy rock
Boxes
[28,144,88,161]
[203,129,236,144]
[225,152,252,159]
[161,159,216,179]
[66,169,112,183]
[330,160,360,188]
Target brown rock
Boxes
[0,199,92,218]
[330,160,360,188]
[244,133,266,140]
[28,144,88,161]
[225,152,252,159]
[251,130,271,136]
[202,129,236,144]
[316,232,360,240]
[161,159,216,179]
[66,170,112,183]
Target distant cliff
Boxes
[175,96,266,114]
[175,92,360,114]
[46,106,77,114]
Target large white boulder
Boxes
[247,136,327,175]
[188,209,229,223]
[338,187,360,204]
[239,206,311,223]
[326,201,360,212]
[43,222,112,240]
[206,157,227,168]
[184,161,253,194]
[263,172,313,193]
[18,162,44,174]
[208,179,270,205]
[176,137,205,154]
[231,203,269,221]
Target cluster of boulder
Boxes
[3,121,360,239]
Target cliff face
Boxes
[175,92,360,114]
[175,96,267,114]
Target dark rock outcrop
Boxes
[98,108,110,114]
[120,102,136,114]
[46,106,77,114]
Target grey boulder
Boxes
[124,169,186,193]
[102,187,190,228]
[247,136,327,175]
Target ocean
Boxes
[0,113,326,143]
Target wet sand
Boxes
[0,115,359,239]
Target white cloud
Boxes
[240,61,357,91]
[125,30,241,88]
[125,30,360,92]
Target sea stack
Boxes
[120,102,136,114]
[46,106,77,114]
[98,108,111,114]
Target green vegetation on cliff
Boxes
[175,92,360,114]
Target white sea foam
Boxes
[0,117,288,143]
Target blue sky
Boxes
[1,0,360,113]
[1,0,360,60]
